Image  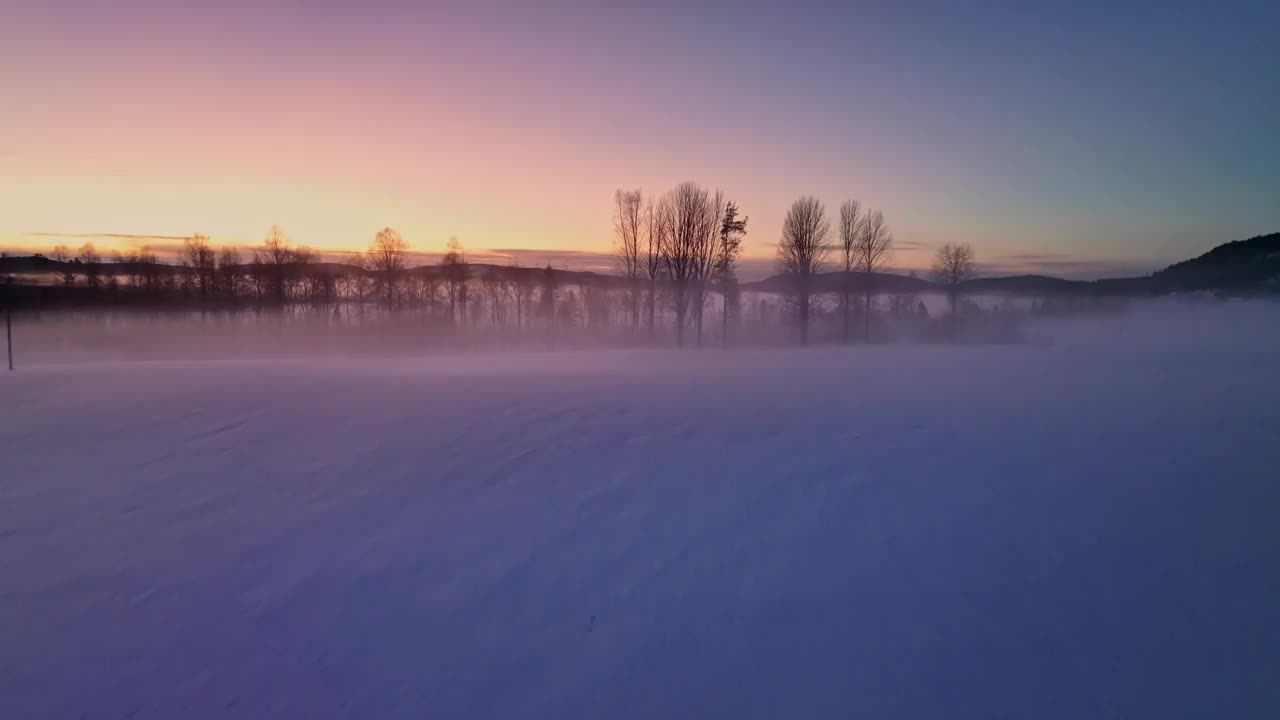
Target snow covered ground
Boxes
[3,318,1280,717]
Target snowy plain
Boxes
[2,302,1280,718]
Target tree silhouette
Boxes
[368,227,408,310]
[184,234,216,300]
[217,247,243,302]
[442,237,468,328]
[78,242,102,290]
[933,242,977,315]
[854,209,893,341]
[613,189,643,333]
[838,199,863,343]
[540,262,557,343]
[716,201,748,345]
[51,244,75,287]
[643,199,663,341]
[777,196,830,345]
[657,181,721,347]
[254,225,295,305]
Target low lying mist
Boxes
[5,293,1277,368]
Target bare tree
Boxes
[368,227,408,309]
[854,209,893,341]
[288,245,316,306]
[613,189,643,333]
[441,237,468,328]
[51,244,75,287]
[184,234,216,300]
[508,259,533,332]
[657,181,721,347]
[539,262,557,342]
[128,245,161,294]
[342,252,373,321]
[838,199,862,343]
[642,199,663,341]
[716,201,748,345]
[254,225,295,305]
[777,196,831,345]
[217,247,243,301]
[692,188,725,347]
[106,250,124,291]
[932,242,977,315]
[77,242,102,290]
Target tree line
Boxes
[5,184,987,346]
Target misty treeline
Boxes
[16,230,595,344]
[4,183,1028,348]
[611,183,984,346]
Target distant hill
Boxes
[737,232,1280,297]
[0,254,65,275]
[1151,232,1280,291]
[740,270,936,295]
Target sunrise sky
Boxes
[2,0,1277,279]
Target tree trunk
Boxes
[721,289,729,347]
[631,280,640,335]
[841,284,850,343]
[799,278,810,346]
[863,288,872,342]
[694,283,704,347]
[674,287,686,347]
[647,279,657,342]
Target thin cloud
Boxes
[892,239,930,251]
[25,232,193,242]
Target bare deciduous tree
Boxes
[217,247,243,301]
[128,245,160,294]
[838,199,862,342]
[78,242,102,290]
[777,196,830,345]
[613,189,643,333]
[368,227,408,309]
[854,209,893,341]
[51,244,75,287]
[642,199,663,341]
[107,250,124,291]
[184,234,216,299]
[539,262,557,341]
[692,188,725,347]
[511,260,534,331]
[254,225,295,305]
[288,244,316,304]
[932,242,977,315]
[657,181,722,347]
[441,237,468,328]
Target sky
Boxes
[2,0,1277,279]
